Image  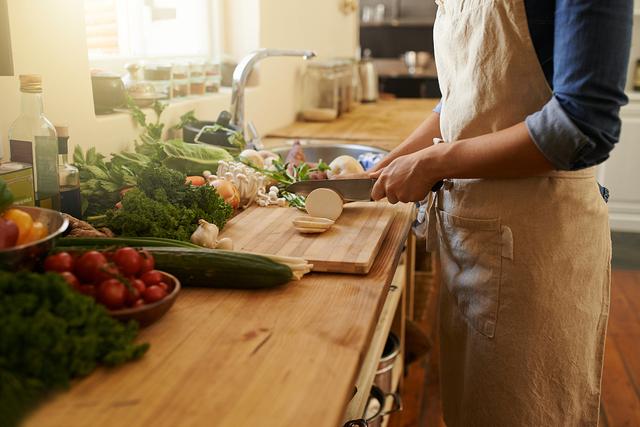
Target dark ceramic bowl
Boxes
[110,271,181,327]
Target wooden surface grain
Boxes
[268,99,439,148]
[25,203,416,427]
[219,202,397,274]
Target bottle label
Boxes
[9,139,33,164]
[34,136,60,199]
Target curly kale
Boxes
[0,272,148,426]
[106,166,232,241]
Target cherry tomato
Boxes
[97,279,126,309]
[157,282,169,293]
[75,251,108,283]
[130,278,146,295]
[3,208,33,245]
[78,284,96,298]
[140,270,163,287]
[44,252,74,273]
[143,285,167,303]
[95,262,120,283]
[113,247,142,276]
[133,298,145,308]
[125,287,140,307]
[60,271,80,290]
[138,250,155,274]
[124,278,146,306]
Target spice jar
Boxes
[301,61,340,122]
[143,63,171,99]
[189,62,206,95]
[172,63,189,98]
[204,61,221,93]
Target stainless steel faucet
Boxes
[230,48,316,140]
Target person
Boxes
[368,0,633,425]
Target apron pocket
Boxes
[437,208,503,338]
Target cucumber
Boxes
[55,239,295,289]
[147,247,293,289]
[58,237,200,249]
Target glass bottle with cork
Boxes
[55,126,82,218]
[8,75,60,210]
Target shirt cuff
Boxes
[434,101,442,114]
[525,97,591,170]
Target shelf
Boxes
[342,264,406,424]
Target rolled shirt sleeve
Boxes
[525,0,633,171]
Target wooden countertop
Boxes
[268,98,439,150]
[25,203,416,427]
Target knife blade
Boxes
[286,179,376,202]
[285,179,445,202]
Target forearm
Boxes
[429,121,555,180]
[372,112,441,171]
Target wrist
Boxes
[419,142,453,181]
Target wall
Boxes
[0,0,358,157]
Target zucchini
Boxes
[58,237,200,249]
[147,247,293,289]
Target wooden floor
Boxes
[389,269,640,427]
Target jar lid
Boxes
[19,74,42,93]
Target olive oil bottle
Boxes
[8,75,60,210]
[55,126,82,218]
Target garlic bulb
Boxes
[191,219,219,249]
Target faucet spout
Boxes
[230,48,317,139]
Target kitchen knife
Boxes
[286,179,444,202]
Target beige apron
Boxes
[429,0,612,425]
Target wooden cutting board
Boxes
[218,202,399,274]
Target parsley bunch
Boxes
[105,166,232,241]
[0,272,148,426]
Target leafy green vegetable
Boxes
[0,180,14,212]
[105,166,232,241]
[0,272,148,426]
[172,110,198,130]
[202,124,247,151]
[161,139,233,176]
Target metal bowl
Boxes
[270,140,388,163]
[0,206,69,270]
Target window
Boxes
[84,0,220,69]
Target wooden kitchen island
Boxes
[25,99,436,427]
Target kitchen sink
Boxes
[269,140,388,163]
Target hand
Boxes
[370,148,442,204]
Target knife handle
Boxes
[431,180,444,192]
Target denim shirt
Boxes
[434,0,634,171]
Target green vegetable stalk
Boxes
[0,272,148,426]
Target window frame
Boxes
[85,0,223,74]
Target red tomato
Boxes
[97,279,127,309]
[140,270,163,287]
[130,278,146,295]
[44,252,74,273]
[133,298,145,307]
[60,271,80,289]
[157,282,169,293]
[75,251,108,283]
[143,285,167,303]
[78,284,96,298]
[96,263,120,283]
[138,250,155,274]
[113,247,142,276]
[125,287,140,307]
